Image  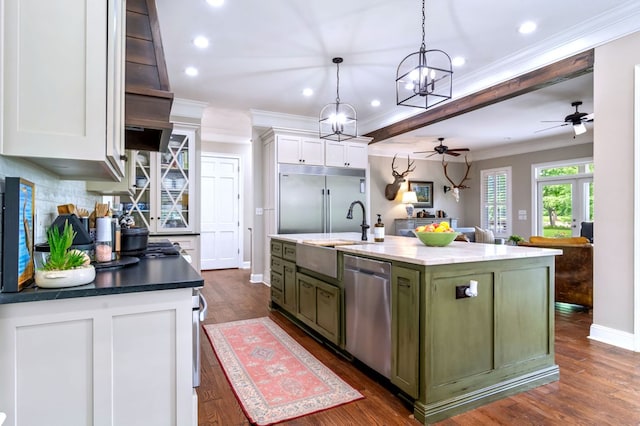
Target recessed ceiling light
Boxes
[302,88,313,97]
[519,21,537,34]
[206,0,224,7]
[185,67,199,77]
[452,56,466,67]
[371,100,381,107]
[193,36,209,49]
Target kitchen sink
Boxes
[301,239,361,248]
[297,240,371,278]
[297,243,340,278]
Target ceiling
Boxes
[155,0,640,159]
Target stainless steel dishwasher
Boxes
[343,254,392,378]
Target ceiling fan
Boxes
[414,137,470,158]
[536,101,594,136]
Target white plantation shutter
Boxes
[481,167,511,237]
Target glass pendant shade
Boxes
[319,57,357,142]
[319,103,357,141]
[396,0,452,110]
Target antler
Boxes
[391,154,416,178]
[442,155,472,189]
[385,154,416,200]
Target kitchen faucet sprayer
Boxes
[346,201,369,241]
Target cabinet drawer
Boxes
[282,243,297,261]
[271,271,283,291]
[316,285,339,343]
[271,287,283,304]
[271,240,283,257]
[271,256,284,274]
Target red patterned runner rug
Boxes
[204,317,363,425]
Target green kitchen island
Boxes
[268,233,561,424]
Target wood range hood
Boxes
[125,0,174,153]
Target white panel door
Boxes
[201,155,240,270]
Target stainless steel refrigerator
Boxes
[278,164,366,234]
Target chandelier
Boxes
[396,0,452,109]
[319,57,357,141]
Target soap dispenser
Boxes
[374,214,385,242]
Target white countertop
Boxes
[269,233,561,266]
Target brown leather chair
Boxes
[519,237,593,308]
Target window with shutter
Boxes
[481,167,511,237]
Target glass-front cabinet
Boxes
[126,128,196,233]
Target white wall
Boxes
[592,31,640,337]
[200,107,253,266]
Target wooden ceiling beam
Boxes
[365,49,594,144]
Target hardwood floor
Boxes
[197,269,640,425]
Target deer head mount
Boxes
[384,154,415,200]
[442,156,471,203]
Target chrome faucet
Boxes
[346,200,369,241]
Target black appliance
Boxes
[121,239,180,258]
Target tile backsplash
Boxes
[1,155,102,278]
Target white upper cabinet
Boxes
[277,135,325,165]
[325,140,368,169]
[1,0,126,180]
[273,130,369,169]
[86,150,136,195]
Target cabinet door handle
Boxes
[398,282,411,288]
[302,282,312,289]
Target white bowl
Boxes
[35,265,96,288]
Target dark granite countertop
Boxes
[0,256,203,305]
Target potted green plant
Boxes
[35,219,95,288]
[507,234,525,246]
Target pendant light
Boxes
[396,0,453,110]
[319,57,357,142]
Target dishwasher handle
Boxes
[199,292,208,322]
[344,254,391,277]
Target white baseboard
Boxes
[589,323,637,351]
[249,273,263,284]
[240,261,250,270]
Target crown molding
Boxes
[250,109,317,133]
[171,98,209,120]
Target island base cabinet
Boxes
[295,273,340,345]
[270,250,297,315]
[0,289,195,426]
[413,258,559,424]
[391,265,421,398]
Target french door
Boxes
[536,177,593,237]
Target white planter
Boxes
[35,265,96,288]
